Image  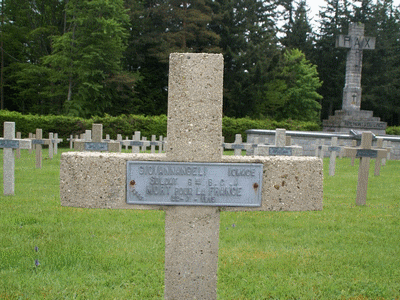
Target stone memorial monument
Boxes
[60,53,323,299]
[323,22,387,134]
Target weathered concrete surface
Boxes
[60,152,323,212]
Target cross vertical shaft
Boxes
[164,53,223,299]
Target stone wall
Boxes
[246,130,400,160]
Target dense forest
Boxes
[1,0,400,125]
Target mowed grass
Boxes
[0,149,399,299]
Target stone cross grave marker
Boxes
[60,53,323,299]
[67,135,74,149]
[74,124,120,152]
[372,138,389,176]
[222,134,255,156]
[1,122,31,195]
[257,128,302,156]
[336,22,376,111]
[31,129,51,169]
[382,140,393,165]
[15,132,21,159]
[326,137,342,176]
[344,132,387,205]
[53,133,62,155]
[121,131,150,153]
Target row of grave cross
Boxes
[67,124,167,154]
[0,121,393,203]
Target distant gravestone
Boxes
[15,132,22,159]
[257,129,302,156]
[222,134,254,156]
[121,131,150,153]
[327,137,342,176]
[1,122,31,195]
[74,124,120,152]
[31,129,47,169]
[344,132,387,205]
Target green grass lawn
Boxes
[0,149,399,299]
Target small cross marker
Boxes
[1,122,32,195]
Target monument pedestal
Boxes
[323,109,387,135]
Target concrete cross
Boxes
[1,122,31,195]
[327,137,342,176]
[257,128,302,156]
[60,53,323,300]
[67,135,74,149]
[121,131,150,153]
[31,129,52,169]
[15,132,22,159]
[344,132,387,205]
[336,23,376,111]
[52,133,63,155]
[222,134,255,156]
[372,138,390,176]
[74,124,120,152]
[150,135,161,153]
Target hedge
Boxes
[1,110,322,146]
[386,126,400,135]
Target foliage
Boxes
[0,110,321,145]
[386,126,400,136]
[2,0,400,125]
[265,49,322,122]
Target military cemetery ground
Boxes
[0,147,399,299]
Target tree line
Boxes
[1,0,400,126]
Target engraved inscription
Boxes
[356,149,378,158]
[126,161,263,207]
[32,139,45,145]
[269,147,292,156]
[328,146,341,152]
[85,142,108,151]
[0,139,20,149]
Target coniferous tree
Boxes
[361,0,400,125]
[281,0,315,60]
[212,0,280,118]
[42,0,137,117]
[3,0,66,113]
[314,0,350,119]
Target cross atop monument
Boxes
[336,22,376,111]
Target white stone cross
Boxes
[31,129,51,169]
[74,124,120,152]
[60,53,323,300]
[344,132,387,205]
[121,131,150,153]
[372,138,390,176]
[222,134,255,156]
[257,128,302,156]
[327,137,342,176]
[1,122,31,195]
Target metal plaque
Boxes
[0,139,19,149]
[32,139,44,145]
[130,141,144,146]
[328,146,341,152]
[84,142,108,151]
[126,161,263,207]
[231,144,245,150]
[356,149,377,158]
[269,147,292,156]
